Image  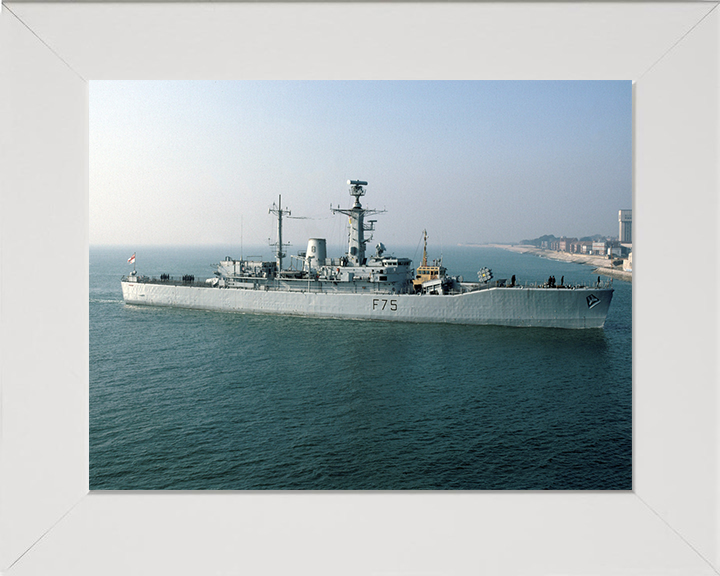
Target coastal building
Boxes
[557,238,577,252]
[548,237,577,252]
[608,244,624,258]
[619,209,632,243]
[578,241,593,254]
[623,252,633,272]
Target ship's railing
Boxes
[121,275,211,288]
[454,278,613,294]
[121,275,614,293]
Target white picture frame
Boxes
[1,2,718,574]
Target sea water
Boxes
[90,245,631,490]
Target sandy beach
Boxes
[485,244,633,282]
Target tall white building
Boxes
[618,209,632,243]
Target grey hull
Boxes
[121,281,613,329]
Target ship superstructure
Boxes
[412,230,448,294]
[121,180,614,328]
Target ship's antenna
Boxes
[422,229,428,267]
[267,196,309,270]
[269,194,291,271]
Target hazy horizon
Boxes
[90,80,632,249]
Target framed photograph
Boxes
[89,78,633,494]
[1,2,718,574]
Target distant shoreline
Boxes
[478,243,633,283]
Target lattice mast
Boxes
[331,180,385,266]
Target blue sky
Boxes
[90,80,631,249]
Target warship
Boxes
[121,180,613,328]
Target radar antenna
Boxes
[347,179,367,207]
[331,180,386,266]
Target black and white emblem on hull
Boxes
[586,294,600,309]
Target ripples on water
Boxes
[90,246,631,490]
